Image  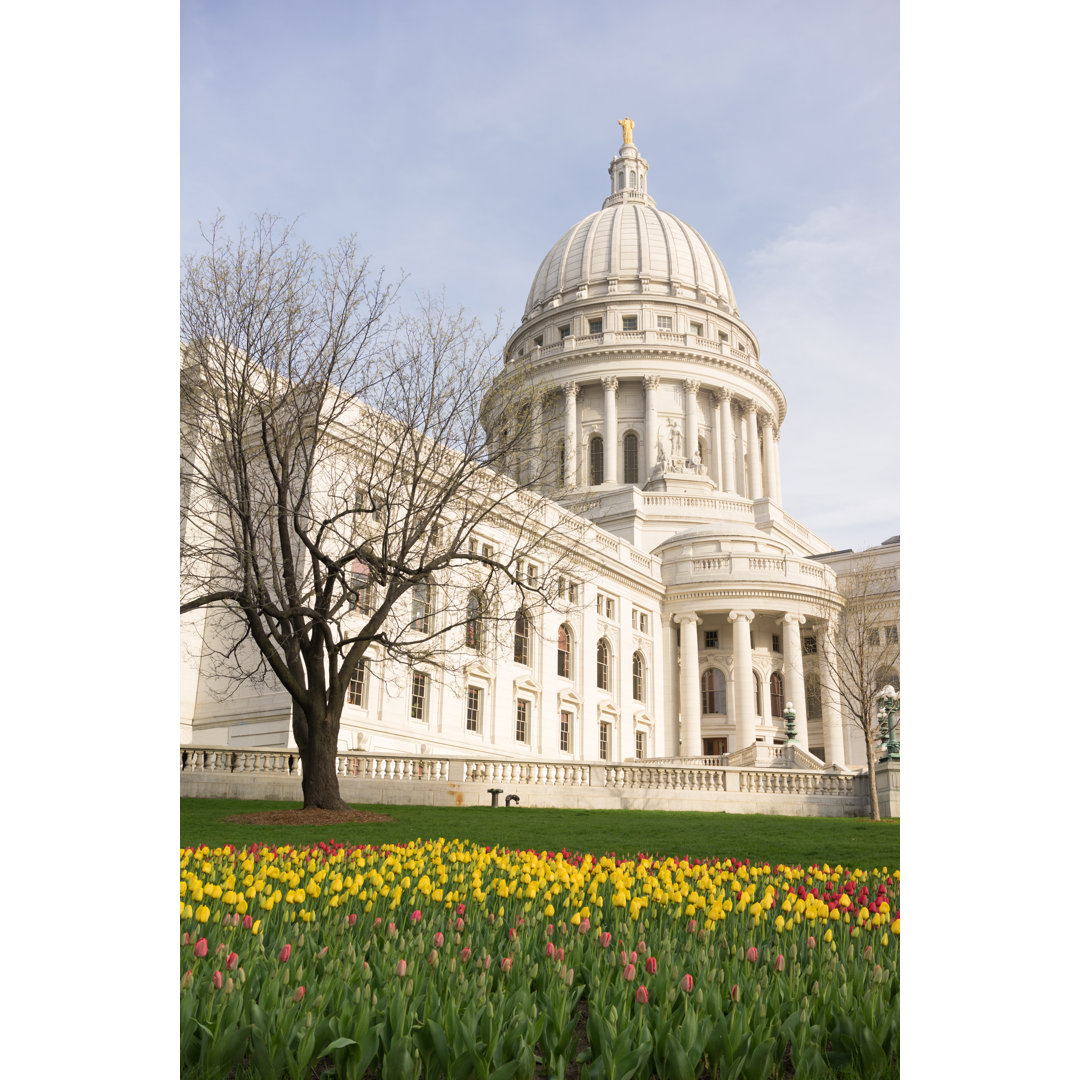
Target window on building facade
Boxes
[806,674,822,720]
[772,634,781,653]
[770,672,784,717]
[704,629,718,650]
[465,686,482,732]
[754,671,762,715]
[568,581,579,604]
[513,610,530,665]
[635,731,646,759]
[559,325,570,340]
[885,625,899,645]
[624,432,639,484]
[588,317,603,335]
[560,710,572,752]
[557,623,573,678]
[589,436,604,485]
[690,321,703,336]
[636,611,649,634]
[597,638,611,691]
[411,580,432,633]
[515,699,529,742]
[410,671,427,721]
[803,636,817,654]
[718,330,729,343]
[599,721,611,761]
[347,659,366,707]
[606,597,615,620]
[349,560,372,614]
[632,651,645,701]
[701,668,727,715]
[464,590,484,651]
[622,316,637,331]
[657,315,672,330]
[534,335,543,347]
[867,628,881,647]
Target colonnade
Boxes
[673,609,845,765]
[557,376,782,499]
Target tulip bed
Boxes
[180,839,899,1079]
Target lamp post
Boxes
[875,684,900,761]
[782,701,798,744]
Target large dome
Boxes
[524,202,738,318]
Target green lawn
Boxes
[180,798,899,869]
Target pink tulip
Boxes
[225,952,238,971]
[215,942,226,956]
[681,973,694,993]
[455,918,465,932]
[774,954,785,972]
[636,940,647,954]
[688,919,697,933]
[242,914,253,930]
[578,918,591,934]
[456,903,466,916]
[731,983,740,1001]
[807,935,816,950]
[508,928,517,942]
[396,959,408,977]
[278,944,291,963]
[501,957,513,974]
[181,970,193,988]
[630,951,638,964]
[599,932,612,948]
[635,985,649,1004]
[746,946,758,963]
[545,924,554,937]
[555,947,564,962]
[292,986,305,1003]
[645,956,658,975]
[374,917,382,928]
[483,954,492,970]
[387,922,397,938]
[434,932,445,949]
[347,913,357,927]
[182,932,189,945]
[193,938,208,959]
[545,942,555,958]
[620,950,628,965]
[623,963,636,981]
[410,910,422,924]
[460,946,471,962]
[212,971,223,990]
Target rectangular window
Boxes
[560,710,572,753]
[635,731,646,760]
[534,335,543,347]
[690,321,703,336]
[482,543,494,559]
[468,537,477,555]
[410,672,427,721]
[606,598,615,620]
[622,316,637,331]
[599,722,611,761]
[588,317,603,335]
[526,563,538,588]
[704,630,718,650]
[411,581,432,633]
[349,561,373,614]
[515,699,529,743]
[465,686,481,733]
[885,625,899,645]
[568,582,580,604]
[718,330,729,343]
[596,594,605,615]
[772,634,781,653]
[803,636,817,654]
[656,315,672,330]
[559,325,571,340]
[867,628,881,647]
[347,659,366,707]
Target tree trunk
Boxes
[864,726,880,821]
[296,703,351,810]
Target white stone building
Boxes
[181,129,898,773]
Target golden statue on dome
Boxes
[619,117,635,146]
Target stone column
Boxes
[819,625,846,767]
[562,382,579,487]
[684,380,700,466]
[744,403,763,499]
[528,397,543,484]
[770,424,783,506]
[644,376,660,479]
[715,388,735,493]
[779,613,808,747]
[675,613,702,757]
[734,406,746,496]
[728,611,756,751]
[761,414,777,501]
[603,377,619,485]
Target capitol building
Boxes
[181,124,899,777]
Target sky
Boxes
[181,0,900,552]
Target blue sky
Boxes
[182,0,899,551]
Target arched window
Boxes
[806,673,822,720]
[770,672,784,717]
[701,668,727,715]
[632,651,646,701]
[597,638,611,691]
[753,671,762,715]
[618,170,626,190]
[557,623,573,678]
[589,436,604,485]
[623,432,639,485]
[513,610,530,665]
[464,590,484,651]
[630,170,636,188]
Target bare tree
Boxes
[814,552,900,820]
[180,215,568,809]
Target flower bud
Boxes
[225,952,238,971]
[460,946,471,962]
[645,956,658,975]
[545,942,555,958]
[434,932,444,948]
[455,918,464,932]
[731,983,740,1002]
[599,932,612,948]
[500,957,512,974]
[746,946,758,963]
[623,963,636,981]
[279,944,291,963]
[347,913,357,926]
[555,947,564,962]
[224,977,234,994]
[428,950,439,967]
[396,959,408,977]
[212,971,223,989]
[456,903,466,916]
[774,954,785,972]
[807,935,816,950]
[635,985,649,1004]
[410,910,422,924]
[292,986,305,1003]
[181,970,193,989]
[193,938,208,959]
[681,973,694,993]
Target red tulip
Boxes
[681,973,694,993]
[508,928,517,942]
[225,952,238,971]
[635,985,649,1004]
[212,971,223,990]
[688,919,697,933]
[181,970,193,988]
[434,932,445,948]
[242,914,253,929]
[746,946,758,963]
[545,942,555,958]
[460,947,471,962]
[396,959,408,977]
[623,963,636,981]
[193,938,208,959]
[555,947,564,962]
[456,903,466,916]
[292,986,305,1003]
[578,918,591,934]
[501,957,512,974]
[410,910,422,924]
[774,954,785,972]
[645,956,658,975]
[807,936,816,950]
[599,932,612,948]
[455,918,465,932]
[278,944,291,963]
[346,913,357,927]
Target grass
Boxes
[180,798,899,868]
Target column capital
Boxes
[683,379,700,394]
[674,612,702,627]
[778,613,806,627]
[643,375,661,391]
[741,400,758,417]
[602,376,619,393]
[712,387,732,404]
[561,381,579,399]
[727,610,755,624]
[759,413,776,432]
